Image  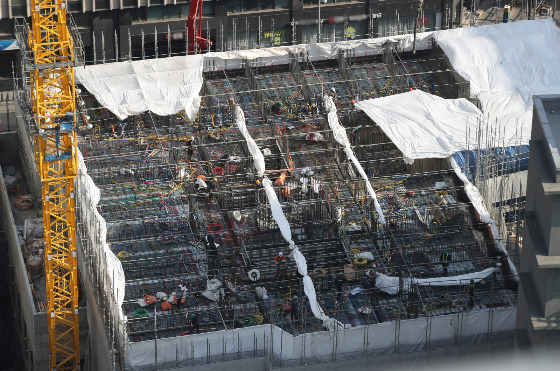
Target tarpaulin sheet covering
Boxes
[355,90,486,163]
[233,105,341,330]
[433,19,560,146]
[125,307,515,368]
[324,95,386,224]
[76,32,434,120]
[452,145,530,182]
[76,151,125,307]
[375,267,499,295]
[233,105,265,176]
[203,31,434,70]
[75,55,204,120]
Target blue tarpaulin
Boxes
[452,145,530,182]
[0,40,18,51]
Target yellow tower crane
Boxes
[27,0,81,369]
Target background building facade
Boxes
[0,0,462,63]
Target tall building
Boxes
[0,0,462,63]
[517,94,560,349]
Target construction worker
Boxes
[204,234,217,251]
[334,273,345,302]
[274,252,286,279]
[186,137,194,161]
[189,312,200,333]
[440,248,450,276]
[278,259,288,280]
[207,177,218,201]
[468,279,475,308]
[290,296,299,322]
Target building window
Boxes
[95,0,109,11]
[147,6,164,21]
[73,13,91,27]
[202,1,215,16]
[123,0,136,8]
[275,0,290,9]
[261,0,274,10]
[304,0,350,4]
[227,0,287,13]
[244,0,258,11]
[67,0,81,12]
[166,4,182,19]
[227,0,242,13]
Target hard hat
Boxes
[470,279,474,284]
[293,295,297,299]
[278,252,283,257]
[444,249,448,253]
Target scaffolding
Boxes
[57,45,521,369]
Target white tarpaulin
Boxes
[324,96,386,225]
[433,19,560,146]
[355,90,487,163]
[375,267,499,295]
[233,105,342,330]
[233,105,266,176]
[75,55,203,120]
[76,31,434,120]
[202,31,434,70]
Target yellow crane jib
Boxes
[28,0,81,369]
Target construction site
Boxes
[5,4,558,371]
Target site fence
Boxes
[124,306,515,370]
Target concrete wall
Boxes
[77,234,114,371]
[517,95,560,350]
[0,92,16,132]
[0,166,39,370]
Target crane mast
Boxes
[28,0,80,369]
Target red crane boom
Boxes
[187,0,212,53]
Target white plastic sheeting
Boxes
[76,151,126,307]
[375,267,499,295]
[355,90,486,163]
[233,105,266,177]
[126,307,515,368]
[75,55,204,120]
[76,31,434,121]
[262,177,341,330]
[233,105,341,330]
[433,19,560,146]
[324,95,386,225]
[450,157,518,279]
[202,31,434,70]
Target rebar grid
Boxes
[76,52,518,346]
